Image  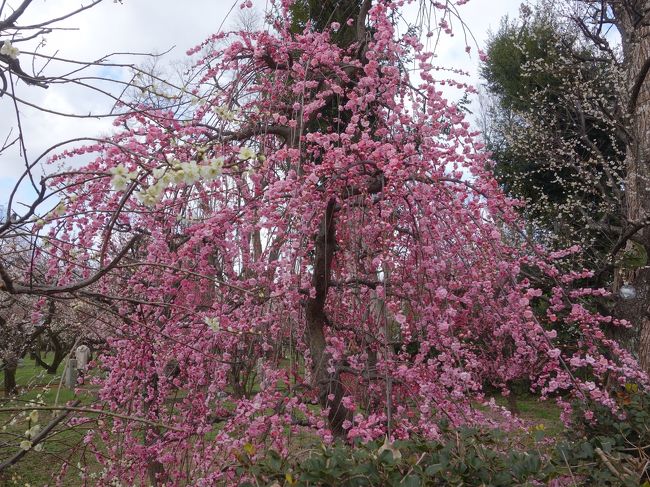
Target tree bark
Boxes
[299,0,372,435]
[611,1,650,374]
[33,331,67,374]
[506,392,520,416]
[3,361,17,396]
[305,198,350,436]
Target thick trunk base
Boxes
[3,367,17,396]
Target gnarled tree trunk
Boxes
[3,358,17,396]
[305,198,351,436]
[611,1,650,374]
[33,330,67,374]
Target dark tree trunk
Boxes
[506,393,520,416]
[33,348,66,374]
[47,348,66,374]
[33,330,68,374]
[611,1,650,374]
[3,363,17,396]
[300,0,372,436]
[305,198,351,436]
[145,367,168,485]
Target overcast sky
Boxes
[0,0,520,205]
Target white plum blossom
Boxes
[109,164,138,190]
[152,167,167,180]
[123,158,223,198]
[52,202,66,217]
[204,317,220,332]
[111,176,129,191]
[109,164,133,178]
[136,192,157,208]
[200,157,224,180]
[213,105,236,121]
[160,172,173,185]
[171,167,185,184]
[136,183,165,208]
[238,147,256,160]
[19,440,32,451]
[181,161,201,185]
[25,424,40,439]
[1,41,20,59]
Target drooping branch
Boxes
[0,400,81,473]
[0,233,143,296]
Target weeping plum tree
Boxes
[0,0,646,484]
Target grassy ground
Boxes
[0,355,96,487]
[492,393,564,437]
[0,359,565,486]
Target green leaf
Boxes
[533,429,546,442]
[620,241,648,269]
[402,474,421,487]
[425,464,444,476]
[267,450,282,471]
[578,441,594,459]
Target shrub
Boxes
[236,391,650,486]
[236,425,547,486]
[555,387,650,486]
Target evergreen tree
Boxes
[481,2,625,272]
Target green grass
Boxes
[492,393,563,435]
[0,355,97,487]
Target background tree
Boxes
[0,295,54,395]
[480,0,650,372]
[602,0,650,374]
[480,1,626,271]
